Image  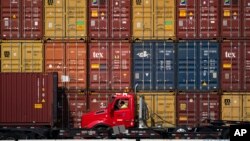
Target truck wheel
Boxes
[222,129,230,139]
[0,133,4,140]
[173,126,188,133]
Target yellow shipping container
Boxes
[45,0,87,39]
[137,92,176,127]
[133,0,175,39]
[0,41,43,72]
[221,93,250,121]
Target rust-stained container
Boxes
[0,72,58,126]
[89,0,131,39]
[176,92,220,127]
[221,93,250,121]
[221,0,242,38]
[242,0,250,38]
[45,41,87,90]
[1,41,43,72]
[177,0,197,39]
[88,92,114,112]
[0,0,43,39]
[198,0,219,38]
[132,0,175,39]
[45,0,87,39]
[89,41,131,90]
[66,91,87,128]
[137,92,176,127]
[221,40,250,91]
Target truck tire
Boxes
[222,129,230,139]
[173,126,188,133]
[2,133,28,140]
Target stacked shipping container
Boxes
[1,0,250,128]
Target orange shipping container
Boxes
[45,42,87,90]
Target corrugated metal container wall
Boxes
[242,0,250,38]
[221,93,250,121]
[88,92,114,112]
[89,41,131,90]
[221,40,250,91]
[137,92,176,127]
[66,91,87,128]
[177,41,219,91]
[1,0,21,39]
[0,72,58,126]
[45,0,87,39]
[1,41,43,72]
[45,42,87,90]
[89,0,131,39]
[0,0,43,39]
[176,92,220,127]
[198,0,219,39]
[177,0,197,39]
[221,0,241,38]
[132,0,175,39]
[133,41,175,91]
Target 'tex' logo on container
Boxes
[230,125,250,140]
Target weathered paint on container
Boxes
[177,0,197,39]
[0,72,58,126]
[1,41,43,72]
[177,41,219,91]
[221,0,242,38]
[66,91,87,128]
[242,0,250,38]
[176,92,220,127]
[89,0,131,39]
[132,0,175,39]
[137,92,176,127]
[1,42,22,72]
[221,93,250,121]
[45,42,87,90]
[45,0,87,39]
[0,0,43,39]
[89,41,131,90]
[198,0,219,38]
[221,40,250,91]
[133,41,175,91]
[88,92,114,112]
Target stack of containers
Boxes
[0,0,44,73]
[44,0,87,128]
[175,0,220,127]
[132,0,176,127]
[87,0,132,113]
[220,0,250,122]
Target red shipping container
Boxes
[221,0,242,38]
[88,0,131,39]
[242,0,250,38]
[89,41,131,90]
[197,0,219,38]
[177,0,197,39]
[45,41,87,90]
[176,92,220,127]
[0,72,58,126]
[221,40,250,91]
[66,91,87,128]
[88,92,114,112]
[0,0,43,39]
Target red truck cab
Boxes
[81,93,136,129]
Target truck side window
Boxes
[114,99,129,110]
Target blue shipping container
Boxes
[177,41,219,91]
[133,41,175,91]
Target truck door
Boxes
[113,99,133,127]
